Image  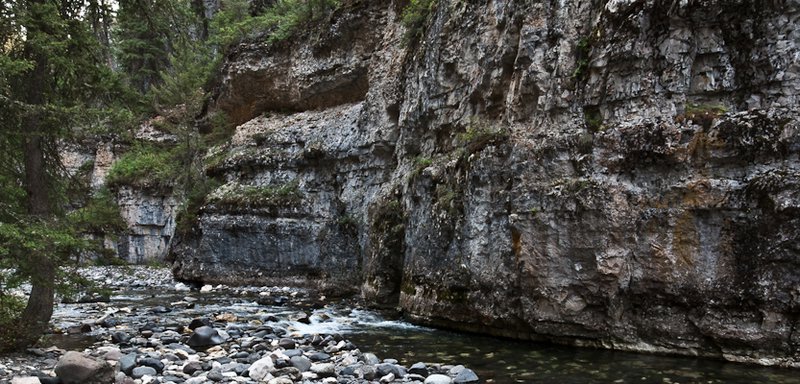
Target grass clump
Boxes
[412,156,433,177]
[208,180,302,209]
[435,184,458,213]
[456,118,509,154]
[401,0,438,44]
[681,103,728,129]
[573,36,592,80]
[106,144,178,192]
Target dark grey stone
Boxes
[409,362,428,376]
[278,338,295,349]
[186,326,225,348]
[308,352,330,362]
[131,366,157,379]
[290,355,312,372]
[283,349,303,358]
[183,361,203,375]
[119,353,137,376]
[138,357,164,373]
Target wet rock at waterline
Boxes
[425,374,454,384]
[454,368,480,384]
[10,378,42,384]
[410,362,429,376]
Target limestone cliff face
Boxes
[171,0,800,366]
[62,126,179,264]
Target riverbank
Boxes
[0,266,479,384]
[2,267,800,383]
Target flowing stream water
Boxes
[39,269,800,384]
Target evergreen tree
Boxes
[0,0,125,351]
[114,0,204,94]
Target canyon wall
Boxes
[171,0,800,366]
[62,127,179,264]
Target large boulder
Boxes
[186,326,226,348]
[54,351,114,384]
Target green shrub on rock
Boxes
[212,0,341,49]
[207,180,303,209]
[106,145,178,192]
[402,0,438,44]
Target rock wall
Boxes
[172,0,800,366]
[116,187,179,264]
[61,127,180,264]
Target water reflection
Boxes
[346,323,796,384]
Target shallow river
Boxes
[46,277,799,384]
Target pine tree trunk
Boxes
[0,126,57,352]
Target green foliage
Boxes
[414,156,433,168]
[208,180,303,208]
[0,56,33,93]
[203,111,236,146]
[583,106,604,132]
[0,293,25,328]
[106,144,178,191]
[573,36,592,80]
[679,103,727,129]
[211,0,340,50]
[67,189,127,235]
[338,214,358,227]
[456,118,509,154]
[0,218,96,320]
[175,177,222,235]
[401,0,437,44]
[337,214,358,234]
[150,39,216,113]
[412,156,433,177]
[114,0,201,94]
[1,0,172,350]
[1,0,137,127]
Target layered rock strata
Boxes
[172,0,800,366]
[61,127,179,264]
